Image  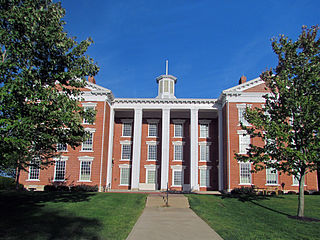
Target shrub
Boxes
[312,191,320,195]
[287,191,297,195]
[70,184,98,192]
[304,190,310,195]
[44,185,57,191]
[231,186,255,195]
[0,176,24,190]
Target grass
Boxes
[0,191,147,240]
[187,194,320,240]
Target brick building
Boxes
[20,71,318,193]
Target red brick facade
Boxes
[20,77,318,193]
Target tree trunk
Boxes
[297,173,305,217]
[15,166,21,190]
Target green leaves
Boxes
[0,0,99,173]
[236,26,320,216]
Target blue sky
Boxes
[60,0,320,99]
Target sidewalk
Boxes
[126,194,223,240]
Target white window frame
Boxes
[121,119,133,137]
[53,156,68,182]
[239,162,251,185]
[82,102,97,124]
[120,140,132,161]
[57,143,67,152]
[171,165,186,187]
[199,165,212,187]
[238,130,250,154]
[199,120,211,138]
[81,128,96,152]
[266,167,278,185]
[78,156,94,182]
[292,174,299,186]
[146,141,158,161]
[119,164,131,186]
[237,104,251,126]
[147,119,159,137]
[28,159,40,181]
[144,165,159,184]
[199,141,211,162]
[172,141,185,162]
[173,120,185,138]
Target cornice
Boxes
[113,98,217,105]
[223,77,263,93]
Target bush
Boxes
[312,191,320,195]
[70,184,98,192]
[287,191,297,195]
[231,186,255,195]
[44,185,57,192]
[0,176,24,190]
[304,190,310,195]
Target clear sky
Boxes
[60,0,320,99]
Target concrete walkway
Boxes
[126,194,223,240]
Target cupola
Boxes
[156,60,177,99]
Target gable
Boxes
[243,82,269,93]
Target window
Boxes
[147,169,156,184]
[200,123,209,138]
[80,161,92,181]
[121,144,132,160]
[237,104,251,126]
[240,162,251,184]
[148,123,158,137]
[200,143,210,162]
[54,160,66,181]
[238,131,250,154]
[173,170,183,186]
[82,132,93,151]
[57,143,67,152]
[200,169,210,187]
[293,174,300,186]
[148,144,157,161]
[174,123,183,137]
[29,159,40,180]
[120,168,130,185]
[122,122,132,137]
[174,145,183,161]
[266,168,278,185]
[83,106,95,124]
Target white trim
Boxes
[99,100,106,192]
[131,108,143,189]
[172,141,185,145]
[79,160,92,182]
[82,102,97,107]
[160,108,170,190]
[120,119,133,123]
[53,157,68,182]
[227,101,231,191]
[120,140,132,145]
[223,77,263,92]
[78,156,94,161]
[190,108,199,191]
[106,107,115,189]
[198,141,212,146]
[84,128,96,133]
[146,140,159,145]
[119,164,131,168]
[218,106,223,191]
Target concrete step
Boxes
[146,194,189,208]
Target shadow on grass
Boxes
[222,194,291,217]
[222,193,320,222]
[0,191,102,240]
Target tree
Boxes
[0,0,99,188]
[236,26,320,218]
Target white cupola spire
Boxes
[156,60,177,99]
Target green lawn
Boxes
[0,191,147,240]
[187,194,320,240]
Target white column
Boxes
[106,108,115,190]
[190,108,199,191]
[160,108,170,190]
[131,108,143,190]
[218,107,224,191]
